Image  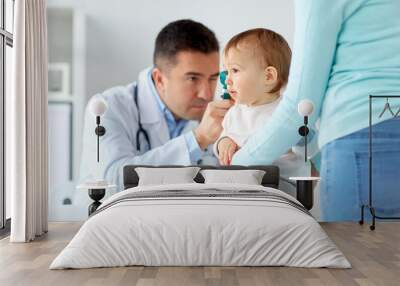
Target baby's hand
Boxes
[218,137,238,166]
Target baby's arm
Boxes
[213,106,234,156]
[213,106,240,165]
[218,137,238,165]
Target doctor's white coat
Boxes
[79,68,216,194]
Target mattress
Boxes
[50,183,350,269]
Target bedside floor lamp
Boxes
[77,98,115,216]
[290,100,320,211]
[90,98,107,162]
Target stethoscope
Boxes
[133,83,151,151]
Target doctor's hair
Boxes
[224,28,292,93]
[153,19,219,70]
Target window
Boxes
[0,0,14,236]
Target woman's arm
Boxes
[232,0,345,165]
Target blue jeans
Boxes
[320,117,400,221]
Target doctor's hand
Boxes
[217,137,238,166]
[194,100,234,150]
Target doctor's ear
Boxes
[152,68,167,92]
[264,66,278,85]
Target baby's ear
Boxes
[264,66,278,84]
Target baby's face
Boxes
[223,46,276,106]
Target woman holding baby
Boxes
[224,0,400,221]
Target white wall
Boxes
[48,0,294,100]
[84,0,294,98]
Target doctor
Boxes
[80,19,233,191]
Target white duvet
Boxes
[50,183,350,269]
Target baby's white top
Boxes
[214,97,281,155]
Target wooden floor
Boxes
[0,222,399,286]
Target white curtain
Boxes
[8,0,48,242]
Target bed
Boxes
[50,165,350,269]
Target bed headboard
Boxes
[123,165,280,190]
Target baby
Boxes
[215,28,292,165]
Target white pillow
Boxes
[200,169,266,185]
[135,167,201,186]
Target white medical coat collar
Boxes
[136,67,164,124]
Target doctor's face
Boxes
[153,51,220,120]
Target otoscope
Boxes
[219,71,231,100]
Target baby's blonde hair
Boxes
[224,28,291,93]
